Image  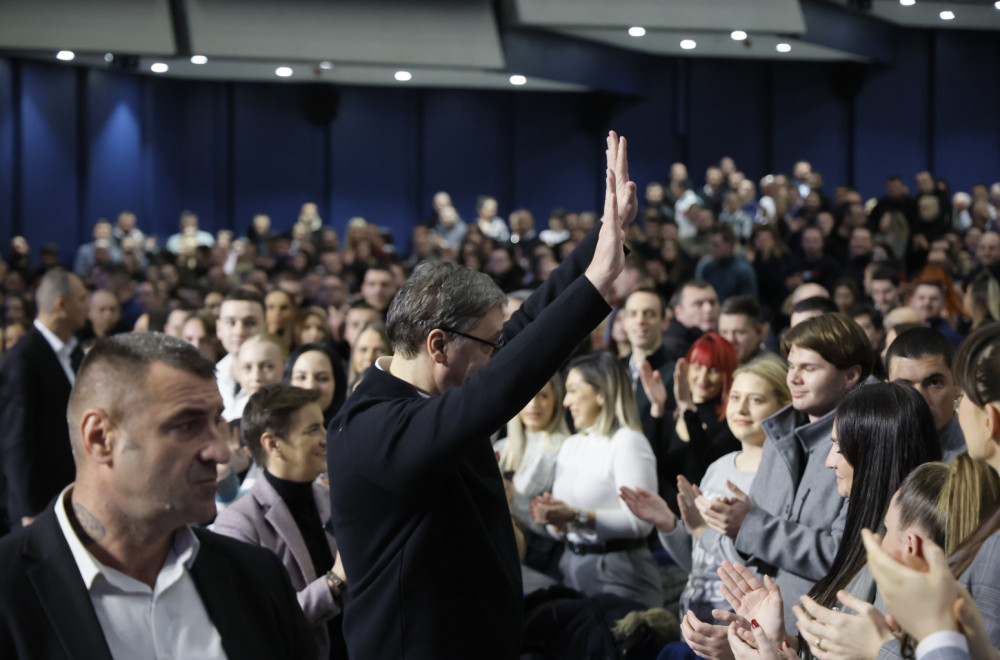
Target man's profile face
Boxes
[113,362,229,526]
[719,313,761,363]
[438,306,504,392]
[674,285,719,333]
[624,291,665,353]
[64,275,91,332]
[216,300,264,356]
[888,354,958,432]
[786,345,855,420]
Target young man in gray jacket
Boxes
[686,313,874,650]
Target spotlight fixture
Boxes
[680,39,697,50]
[899,0,915,5]
[731,30,747,40]
[939,10,955,19]
[776,43,792,53]
[190,55,208,65]
[104,53,114,63]
[150,62,169,73]
[319,61,334,70]
[275,66,293,77]
[995,1,1000,10]
[394,71,412,82]
[509,74,527,86]
[628,26,646,37]
[56,50,75,61]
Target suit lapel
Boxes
[189,535,257,659]
[24,508,114,660]
[256,479,315,581]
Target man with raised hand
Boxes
[328,132,637,660]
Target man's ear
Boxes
[79,408,115,465]
[843,364,863,389]
[985,401,1000,442]
[261,431,279,454]
[426,329,449,365]
[906,531,924,558]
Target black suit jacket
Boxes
[0,503,317,659]
[328,224,611,660]
[0,327,77,528]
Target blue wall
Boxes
[1,28,999,263]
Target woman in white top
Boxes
[531,351,663,608]
[621,358,790,625]
[499,373,571,575]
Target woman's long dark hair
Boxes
[282,341,347,425]
[808,382,941,608]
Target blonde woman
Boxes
[499,373,570,575]
[622,358,790,623]
[531,351,662,607]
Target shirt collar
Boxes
[34,318,77,358]
[375,355,430,399]
[54,485,201,592]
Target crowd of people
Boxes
[1,132,1000,659]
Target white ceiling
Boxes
[0,0,997,90]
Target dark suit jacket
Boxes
[328,225,611,660]
[0,502,317,659]
[0,326,76,528]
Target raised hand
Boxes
[584,166,624,299]
[638,360,667,418]
[717,562,787,645]
[605,131,638,225]
[674,358,695,414]
[793,592,893,660]
[677,475,708,539]
[697,480,753,539]
[620,485,676,533]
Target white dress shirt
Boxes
[34,318,78,385]
[55,486,228,660]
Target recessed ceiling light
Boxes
[731,30,748,41]
[190,55,208,65]
[899,0,915,5]
[509,74,527,86]
[104,53,114,63]
[56,50,74,61]
[150,62,169,73]
[275,66,293,77]
[939,10,955,19]
[680,39,697,50]
[776,43,792,53]
[319,61,334,70]
[628,26,646,37]
[995,1,1000,10]
[394,71,412,82]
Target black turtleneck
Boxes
[264,470,333,575]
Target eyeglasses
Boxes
[440,327,505,355]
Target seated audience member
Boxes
[73,219,122,278]
[337,301,381,357]
[962,270,1000,333]
[359,264,398,313]
[790,455,1000,660]
[910,281,962,348]
[347,319,389,384]
[474,195,510,243]
[748,224,792,317]
[0,333,317,658]
[622,359,790,626]
[225,333,286,422]
[295,307,331,348]
[498,374,571,577]
[214,384,349,660]
[695,226,758,302]
[215,290,266,416]
[86,288,124,340]
[285,342,348,426]
[886,327,966,461]
[681,314,874,650]
[531,352,663,608]
[789,296,839,328]
[639,332,740,516]
[265,289,297,350]
[664,280,720,361]
[850,303,885,357]
[182,311,222,363]
[868,266,903,316]
[163,307,190,339]
[165,210,216,255]
[718,296,776,364]
[832,277,861,313]
[718,382,941,655]
[622,288,673,426]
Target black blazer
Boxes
[0,503,318,659]
[0,327,76,528]
[327,225,611,660]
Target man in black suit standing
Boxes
[328,132,637,660]
[0,333,316,659]
[0,268,89,533]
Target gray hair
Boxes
[35,268,77,315]
[386,260,506,358]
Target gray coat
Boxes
[733,404,849,630]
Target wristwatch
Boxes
[326,570,346,597]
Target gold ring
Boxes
[816,637,824,651]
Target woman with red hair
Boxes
[640,332,740,516]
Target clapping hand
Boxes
[793,591,895,660]
[698,481,753,539]
[717,561,788,646]
[638,360,667,419]
[619,485,676,533]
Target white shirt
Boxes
[34,318,78,385]
[216,354,247,422]
[550,426,656,543]
[54,486,228,660]
[916,631,968,660]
